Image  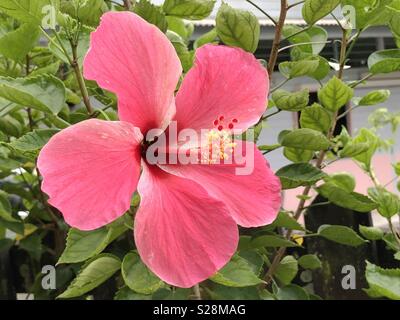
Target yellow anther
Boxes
[201,129,235,163]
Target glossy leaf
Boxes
[317,183,377,212]
[318,224,368,247]
[122,252,163,294]
[0,75,66,114]
[280,128,331,151]
[58,254,121,299]
[216,3,260,52]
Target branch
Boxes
[278,40,332,53]
[283,25,312,42]
[123,0,132,10]
[263,28,349,287]
[192,284,202,300]
[287,0,305,10]
[267,0,288,77]
[70,40,94,115]
[246,0,277,26]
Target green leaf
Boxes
[193,28,218,49]
[279,58,320,79]
[134,0,167,32]
[0,115,23,137]
[58,254,121,299]
[357,89,391,106]
[317,183,377,212]
[216,3,260,53]
[276,163,327,190]
[166,17,193,40]
[368,49,400,74]
[0,217,24,234]
[298,254,322,270]
[57,216,128,265]
[352,128,379,170]
[302,0,341,25]
[30,61,60,76]
[251,235,300,248]
[272,89,309,111]
[393,162,400,176]
[276,284,309,300]
[318,76,354,112]
[238,250,264,276]
[163,0,215,20]
[280,128,331,151]
[300,103,331,133]
[365,261,400,300]
[318,224,368,246]
[304,27,329,54]
[167,31,194,72]
[122,252,163,294]
[283,25,310,45]
[383,233,400,252]
[0,0,58,25]
[359,225,384,241]
[342,0,397,29]
[283,25,328,55]
[271,211,305,231]
[58,228,111,264]
[61,0,106,27]
[309,55,330,80]
[19,233,42,261]
[258,144,281,153]
[9,129,58,151]
[0,191,11,212]
[283,147,314,163]
[210,254,264,287]
[368,187,400,218]
[114,286,152,300]
[0,75,66,114]
[207,284,260,300]
[0,203,19,223]
[340,141,370,158]
[275,255,298,285]
[325,173,356,193]
[0,23,40,62]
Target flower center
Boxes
[200,128,236,164]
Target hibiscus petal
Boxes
[134,164,238,288]
[160,141,281,227]
[37,119,143,230]
[174,44,269,132]
[83,12,182,133]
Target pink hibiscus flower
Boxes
[37,12,281,288]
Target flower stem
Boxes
[192,284,202,300]
[70,41,93,115]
